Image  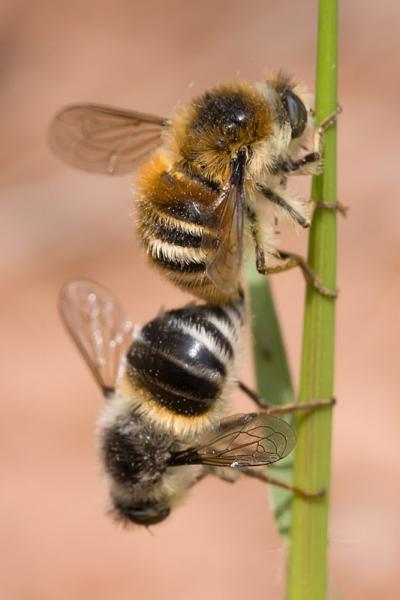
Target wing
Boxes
[49,103,166,175]
[200,150,246,294]
[168,412,295,468]
[58,279,134,396]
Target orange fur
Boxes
[134,152,243,303]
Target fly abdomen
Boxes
[127,335,222,417]
[126,296,245,419]
[150,218,202,248]
[135,154,242,303]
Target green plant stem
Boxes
[247,260,295,537]
[286,1,338,599]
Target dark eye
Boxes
[281,89,307,139]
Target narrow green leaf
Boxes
[247,259,295,538]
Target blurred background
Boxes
[1,0,399,598]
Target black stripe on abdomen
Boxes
[151,220,202,248]
[138,382,211,417]
[156,253,206,273]
[140,325,226,376]
[127,341,220,416]
[163,308,234,359]
[156,197,213,227]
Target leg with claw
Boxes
[238,381,336,415]
[314,104,342,154]
[264,250,337,298]
[318,104,342,136]
[313,199,349,217]
[237,467,325,499]
[245,204,336,297]
[262,398,335,417]
[312,105,345,216]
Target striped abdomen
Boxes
[135,154,242,303]
[126,294,244,419]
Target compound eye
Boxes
[281,89,307,139]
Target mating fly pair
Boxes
[53,74,337,527]
[49,72,340,303]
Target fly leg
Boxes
[245,205,268,274]
[313,105,347,215]
[313,199,349,217]
[210,463,324,499]
[230,384,335,498]
[265,249,337,298]
[279,152,322,177]
[245,204,337,297]
[237,467,325,499]
[316,104,342,142]
[238,381,336,415]
[256,184,311,228]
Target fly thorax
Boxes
[171,82,273,186]
[101,411,174,488]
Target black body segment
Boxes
[102,412,173,485]
[150,218,202,248]
[127,299,244,417]
[152,189,216,227]
[128,339,220,414]
[155,254,207,274]
[136,325,226,375]
[191,91,254,136]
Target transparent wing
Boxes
[200,151,246,294]
[49,104,166,175]
[168,413,295,468]
[58,279,134,395]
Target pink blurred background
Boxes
[1,1,399,598]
